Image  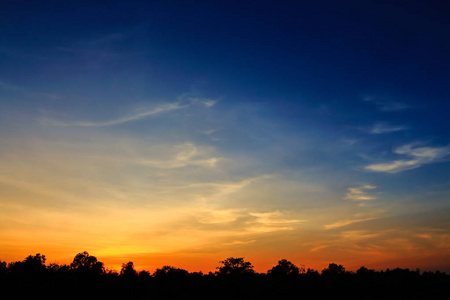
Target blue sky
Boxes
[0,1,449,272]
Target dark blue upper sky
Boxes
[2,1,449,134]
[1,0,449,178]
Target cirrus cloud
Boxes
[345,185,377,201]
[365,144,450,173]
[369,122,408,134]
[42,102,187,127]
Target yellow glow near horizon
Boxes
[0,127,449,274]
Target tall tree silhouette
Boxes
[321,263,346,276]
[70,251,104,275]
[268,259,303,277]
[120,261,137,277]
[216,257,254,276]
[0,259,7,278]
[8,253,47,278]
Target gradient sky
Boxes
[1,1,449,273]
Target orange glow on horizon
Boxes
[2,241,449,275]
[1,126,449,275]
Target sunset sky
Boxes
[1,1,449,273]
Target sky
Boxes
[0,0,449,273]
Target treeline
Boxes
[0,252,448,299]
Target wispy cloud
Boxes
[369,122,408,134]
[176,175,275,198]
[223,239,256,246]
[249,211,306,226]
[0,80,62,100]
[323,218,376,230]
[378,102,410,112]
[194,208,305,235]
[139,142,221,169]
[345,185,377,201]
[365,144,450,173]
[44,102,186,127]
[363,97,409,111]
[176,94,219,108]
[197,208,244,224]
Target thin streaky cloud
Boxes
[365,160,420,173]
[344,185,377,201]
[202,100,217,107]
[139,157,220,169]
[363,97,410,111]
[365,144,450,173]
[249,211,307,225]
[176,94,219,108]
[323,217,376,230]
[223,240,256,246]
[138,142,221,169]
[173,175,276,198]
[45,102,187,127]
[378,102,410,112]
[369,122,408,134]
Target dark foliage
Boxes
[70,251,104,276]
[120,261,138,278]
[268,259,302,277]
[216,257,254,277]
[0,253,448,300]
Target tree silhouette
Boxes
[8,253,47,277]
[321,263,346,276]
[356,266,375,276]
[5,253,49,296]
[24,253,46,266]
[1,252,449,299]
[306,268,320,276]
[138,270,151,279]
[120,261,137,277]
[48,262,69,273]
[0,259,7,278]
[216,257,254,276]
[153,265,188,280]
[268,259,302,277]
[70,251,104,275]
